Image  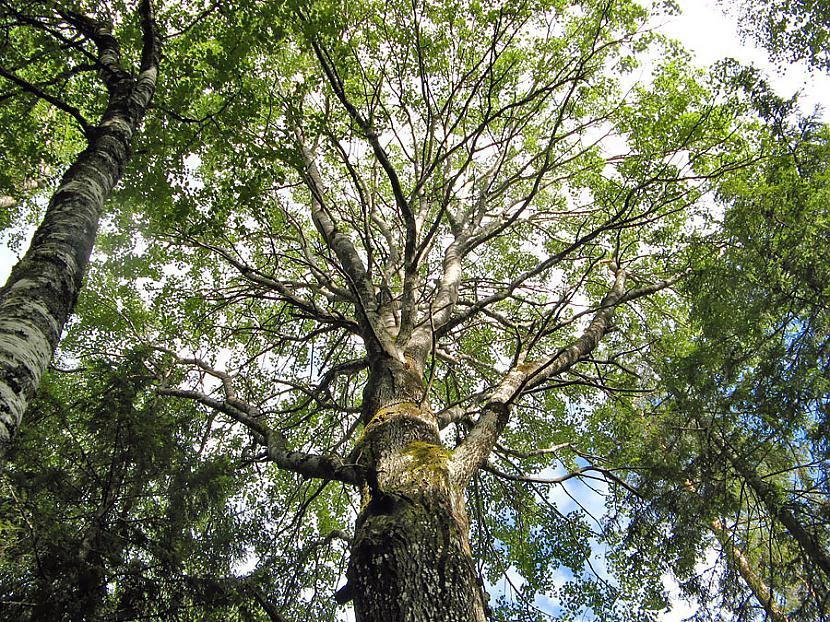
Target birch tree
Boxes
[0,0,161,466]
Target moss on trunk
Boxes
[345,392,486,621]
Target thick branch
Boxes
[158,387,366,486]
[449,268,627,485]
[294,128,397,357]
[403,234,466,362]
[246,585,292,622]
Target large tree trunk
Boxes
[0,2,160,466]
[343,356,487,621]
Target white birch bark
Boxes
[0,0,160,465]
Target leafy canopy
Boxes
[2,0,828,621]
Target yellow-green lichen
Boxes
[353,402,424,449]
[404,441,452,475]
[369,402,422,426]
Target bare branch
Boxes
[293,126,398,358]
[309,39,417,274]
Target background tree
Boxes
[0,0,161,466]
[605,72,830,621]
[723,0,830,71]
[0,351,269,621]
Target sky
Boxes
[667,0,830,117]
[2,1,828,620]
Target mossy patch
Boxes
[404,441,452,475]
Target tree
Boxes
[0,0,161,466]
[1,351,263,621]
[724,0,830,71]
[606,76,830,621]
[1,0,824,620]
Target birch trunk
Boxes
[0,4,160,466]
[710,516,787,622]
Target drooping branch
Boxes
[153,345,366,485]
[710,516,788,622]
[158,387,366,486]
[718,437,830,582]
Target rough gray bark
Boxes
[347,482,486,622]
[343,362,488,622]
[0,0,161,466]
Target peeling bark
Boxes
[0,0,161,466]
